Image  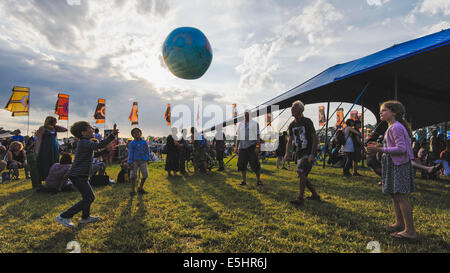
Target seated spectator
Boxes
[7,141,30,179]
[439,140,450,176]
[90,140,106,177]
[45,153,75,193]
[11,129,25,144]
[417,141,430,162]
[0,146,7,172]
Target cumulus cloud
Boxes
[136,0,170,16]
[2,0,96,52]
[416,0,450,15]
[424,21,450,34]
[366,0,390,6]
[236,0,343,96]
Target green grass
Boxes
[0,158,448,253]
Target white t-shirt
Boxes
[343,127,354,153]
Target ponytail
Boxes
[381,100,413,140]
[396,116,413,140]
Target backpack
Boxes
[116,169,129,184]
[335,130,346,146]
[90,174,111,187]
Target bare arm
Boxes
[55,125,68,133]
[284,135,293,160]
[35,127,44,156]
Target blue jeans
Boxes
[60,176,95,219]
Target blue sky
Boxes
[0,0,448,137]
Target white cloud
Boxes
[425,21,450,34]
[366,0,390,6]
[235,0,343,97]
[416,0,450,15]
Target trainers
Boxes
[306,195,321,201]
[55,215,75,228]
[352,173,362,177]
[80,216,100,224]
[290,198,304,206]
[257,180,263,186]
[137,188,148,194]
[282,167,288,170]
[238,181,247,186]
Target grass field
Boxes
[0,158,448,253]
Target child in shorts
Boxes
[128,128,150,195]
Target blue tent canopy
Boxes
[207,28,450,132]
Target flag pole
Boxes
[27,88,30,136]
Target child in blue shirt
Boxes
[128,128,150,195]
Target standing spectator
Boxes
[11,129,25,144]
[235,110,262,186]
[284,101,320,206]
[128,128,150,195]
[276,131,288,169]
[191,127,208,174]
[366,100,417,240]
[352,120,363,176]
[35,116,67,188]
[213,127,226,171]
[429,129,441,161]
[342,119,361,177]
[94,128,103,142]
[178,129,188,175]
[165,134,179,177]
[7,141,30,179]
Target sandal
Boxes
[390,232,417,240]
[386,225,404,232]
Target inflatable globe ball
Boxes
[162,27,213,80]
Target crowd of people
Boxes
[0,100,448,241]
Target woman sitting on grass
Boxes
[7,141,30,180]
[45,153,75,193]
[367,100,417,240]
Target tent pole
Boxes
[316,102,343,135]
[362,104,365,168]
[323,101,330,168]
[313,82,370,166]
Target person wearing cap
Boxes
[11,129,25,144]
[234,109,262,186]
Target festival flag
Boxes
[129,102,139,125]
[4,86,30,116]
[266,112,272,127]
[164,104,171,126]
[55,93,69,120]
[94,99,106,124]
[319,106,326,127]
[350,110,358,121]
[365,128,371,140]
[336,108,345,129]
[232,104,238,126]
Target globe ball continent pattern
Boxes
[163,27,213,80]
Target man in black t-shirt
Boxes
[284,100,320,206]
[213,127,226,171]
